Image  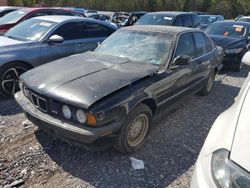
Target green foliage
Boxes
[7,0,250,18]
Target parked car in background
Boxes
[238,16,250,23]
[88,13,110,21]
[85,10,97,14]
[200,15,224,30]
[235,15,244,21]
[88,13,118,28]
[0,16,117,97]
[190,11,206,15]
[205,21,250,71]
[117,11,147,27]
[191,52,250,188]
[0,6,20,18]
[15,26,223,153]
[136,11,200,28]
[110,11,130,25]
[0,8,84,34]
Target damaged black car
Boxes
[205,21,250,71]
[15,25,223,153]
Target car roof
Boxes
[240,16,250,19]
[146,11,196,16]
[122,25,198,34]
[18,7,71,13]
[33,15,88,23]
[200,15,222,17]
[32,15,117,29]
[214,20,250,26]
[0,6,20,11]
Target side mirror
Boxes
[173,55,191,66]
[242,51,250,66]
[47,35,64,44]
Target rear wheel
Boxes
[199,70,216,96]
[114,104,152,153]
[0,62,31,97]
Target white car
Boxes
[191,52,250,188]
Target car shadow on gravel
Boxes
[0,98,22,116]
[34,73,243,188]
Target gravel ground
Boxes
[0,65,249,188]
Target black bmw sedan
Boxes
[205,21,250,71]
[15,26,223,153]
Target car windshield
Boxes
[136,14,174,25]
[239,18,250,23]
[206,23,247,38]
[4,19,57,41]
[95,29,173,65]
[0,9,28,25]
[200,16,216,24]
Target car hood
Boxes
[230,86,250,172]
[21,52,159,109]
[208,35,246,49]
[0,36,31,52]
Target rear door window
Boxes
[175,32,196,58]
[192,14,200,27]
[173,16,183,26]
[84,22,115,37]
[204,34,213,53]
[193,32,207,57]
[183,15,193,27]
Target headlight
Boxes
[76,109,86,123]
[62,105,71,119]
[211,149,250,188]
[224,48,243,54]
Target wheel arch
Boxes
[0,61,34,70]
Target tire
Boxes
[0,62,31,97]
[199,70,216,96]
[114,104,152,153]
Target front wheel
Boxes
[114,104,152,153]
[0,62,31,97]
[199,70,216,96]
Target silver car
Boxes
[0,16,117,97]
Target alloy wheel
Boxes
[127,114,149,147]
[1,67,28,95]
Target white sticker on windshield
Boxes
[17,11,25,14]
[233,25,243,28]
[39,22,52,27]
[164,17,173,20]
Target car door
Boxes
[152,32,198,111]
[74,22,115,53]
[40,22,83,64]
[193,32,214,83]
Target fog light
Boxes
[62,105,71,119]
[76,109,86,123]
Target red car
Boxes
[0,7,84,34]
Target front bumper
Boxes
[191,154,217,188]
[222,51,245,68]
[15,91,120,150]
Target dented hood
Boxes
[21,52,159,109]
